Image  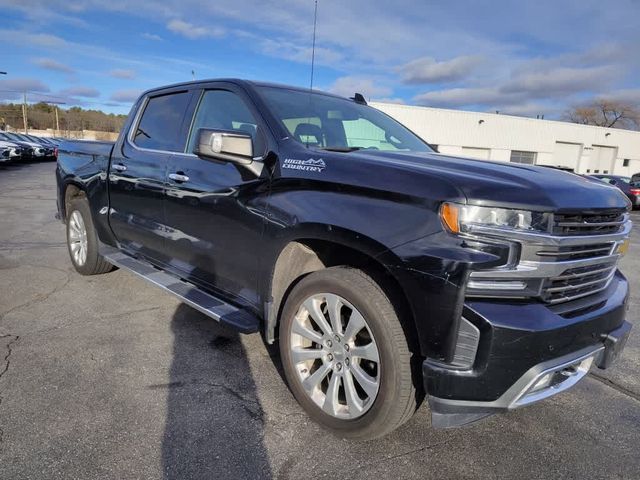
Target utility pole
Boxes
[22,91,28,134]
[55,106,60,135]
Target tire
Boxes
[66,196,114,275]
[279,267,417,440]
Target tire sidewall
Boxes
[66,198,100,275]
[279,268,410,438]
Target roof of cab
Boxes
[138,78,348,101]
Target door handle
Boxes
[169,172,190,183]
[112,163,127,172]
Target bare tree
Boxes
[564,100,640,130]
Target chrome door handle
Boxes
[112,163,127,172]
[169,173,190,183]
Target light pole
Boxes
[47,101,66,135]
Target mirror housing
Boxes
[194,128,254,165]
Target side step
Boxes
[103,250,260,334]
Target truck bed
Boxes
[59,139,115,158]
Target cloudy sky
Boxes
[0,0,639,117]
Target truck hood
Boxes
[338,150,630,212]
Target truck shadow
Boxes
[161,303,272,479]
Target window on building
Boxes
[133,91,192,151]
[461,147,491,160]
[586,169,591,173]
[594,170,600,173]
[603,170,609,174]
[510,150,537,164]
[623,159,630,167]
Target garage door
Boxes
[552,142,581,171]
[589,145,617,174]
[461,147,491,160]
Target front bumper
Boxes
[425,271,631,427]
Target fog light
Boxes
[530,373,553,393]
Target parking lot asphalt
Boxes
[0,161,639,480]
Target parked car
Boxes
[0,139,24,162]
[590,174,640,209]
[13,133,55,159]
[0,132,42,159]
[56,79,632,439]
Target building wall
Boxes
[371,102,640,176]
[6,127,119,142]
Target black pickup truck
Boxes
[56,79,632,439]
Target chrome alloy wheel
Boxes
[289,293,381,419]
[68,210,88,266]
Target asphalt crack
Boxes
[0,270,71,320]
[148,378,265,421]
[0,334,19,451]
[588,372,640,403]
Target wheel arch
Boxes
[62,181,87,221]
[264,229,420,356]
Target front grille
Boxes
[467,207,630,309]
[552,211,626,236]
[541,262,617,304]
[535,243,613,261]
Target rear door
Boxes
[108,89,193,261]
[162,84,270,304]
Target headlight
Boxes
[440,202,549,234]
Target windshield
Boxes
[258,86,432,153]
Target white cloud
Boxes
[259,37,343,65]
[141,32,163,41]
[109,69,136,79]
[327,76,393,99]
[0,77,50,101]
[597,89,640,104]
[31,57,75,74]
[0,29,68,48]
[59,86,100,98]
[502,65,617,97]
[373,97,406,105]
[414,87,518,108]
[110,89,142,103]
[167,19,225,39]
[399,55,483,84]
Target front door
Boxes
[108,89,193,261]
[162,86,270,305]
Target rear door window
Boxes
[133,91,191,152]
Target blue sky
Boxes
[0,0,639,118]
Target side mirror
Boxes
[194,128,254,165]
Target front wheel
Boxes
[279,267,418,440]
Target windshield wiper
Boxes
[317,146,362,152]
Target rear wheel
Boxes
[66,197,114,275]
[279,267,417,440]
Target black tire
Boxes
[66,196,114,275]
[279,267,418,440]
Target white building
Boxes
[371,102,640,177]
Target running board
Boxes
[103,250,260,334]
